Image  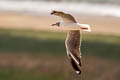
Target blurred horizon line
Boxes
[1,0,120,4]
[0,1,120,17]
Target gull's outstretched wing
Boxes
[51,10,82,75]
[65,30,82,74]
[51,10,77,22]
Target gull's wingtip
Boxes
[50,10,64,15]
[50,10,58,15]
[76,71,81,75]
[51,10,55,15]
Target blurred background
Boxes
[0,0,120,80]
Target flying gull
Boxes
[50,10,91,75]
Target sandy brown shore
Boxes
[0,12,120,35]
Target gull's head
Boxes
[50,10,64,16]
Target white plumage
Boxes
[54,22,91,32]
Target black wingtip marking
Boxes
[70,57,82,75]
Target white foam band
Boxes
[59,22,91,32]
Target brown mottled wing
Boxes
[65,30,82,74]
[51,11,77,22]
[61,13,77,22]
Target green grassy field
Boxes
[0,29,120,59]
[0,29,120,80]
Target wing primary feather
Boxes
[69,52,79,65]
[69,55,81,75]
